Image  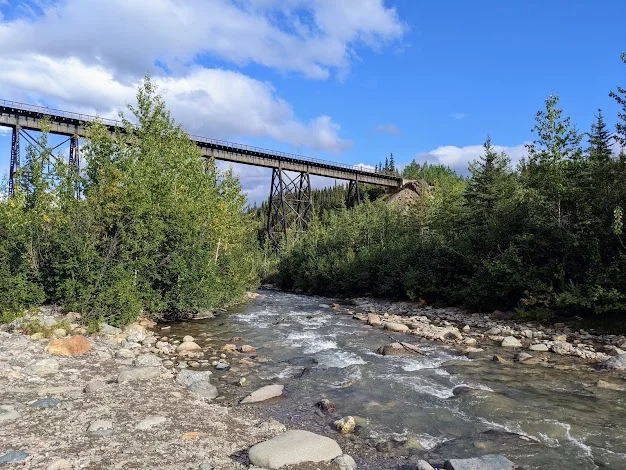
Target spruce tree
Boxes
[587,109,613,162]
[389,153,396,175]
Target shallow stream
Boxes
[167,290,626,469]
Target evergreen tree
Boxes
[587,109,613,162]
[389,153,396,175]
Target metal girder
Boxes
[266,168,313,251]
[346,179,362,208]
[8,125,20,196]
[69,135,81,198]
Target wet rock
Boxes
[317,398,336,414]
[417,461,436,470]
[100,323,122,335]
[84,379,107,394]
[248,430,342,469]
[463,347,484,358]
[444,454,515,470]
[88,419,113,436]
[45,335,91,356]
[176,369,213,387]
[135,415,168,430]
[117,367,160,383]
[383,321,410,333]
[462,325,471,331]
[176,341,202,352]
[25,358,60,376]
[333,454,357,470]
[501,336,522,348]
[596,380,625,391]
[221,343,237,353]
[46,459,73,470]
[514,352,533,362]
[241,384,284,404]
[0,405,21,422]
[133,354,161,368]
[463,337,477,346]
[376,342,424,356]
[492,355,509,364]
[367,313,382,326]
[215,361,230,371]
[31,397,61,409]
[183,335,195,343]
[0,451,29,464]
[334,416,356,434]
[596,354,626,370]
[286,357,318,366]
[257,418,287,434]
[239,345,256,353]
[529,343,549,352]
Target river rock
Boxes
[125,325,147,343]
[25,358,60,376]
[100,323,122,335]
[135,415,168,430]
[248,430,342,469]
[514,352,533,362]
[0,405,21,422]
[444,454,515,470]
[84,379,107,394]
[88,419,113,436]
[597,380,625,391]
[46,459,73,470]
[334,416,356,434]
[239,345,256,353]
[0,451,29,464]
[551,341,573,355]
[501,336,522,348]
[597,354,626,371]
[383,321,410,333]
[529,343,549,352]
[189,381,218,399]
[417,461,436,470]
[52,328,67,338]
[117,367,160,383]
[133,354,161,367]
[45,335,91,355]
[176,369,213,387]
[31,397,61,408]
[176,341,201,352]
[116,348,135,359]
[241,384,284,404]
[317,398,336,413]
[183,335,195,343]
[221,343,237,353]
[376,342,423,356]
[333,454,357,470]
[46,459,74,470]
[367,313,382,326]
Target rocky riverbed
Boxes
[1,291,626,469]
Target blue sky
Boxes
[1,0,625,202]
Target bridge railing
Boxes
[1,98,397,178]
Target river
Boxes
[165,290,626,469]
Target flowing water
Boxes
[167,290,626,469]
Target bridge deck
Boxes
[0,100,402,187]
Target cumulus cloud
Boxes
[413,143,529,174]
[0,0,405,152]
[374,124,401,136]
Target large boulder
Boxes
[248,430,342,469]
[383,322,410,333]
[444,454,516,470]
[241,384,284,404]
[596,354,626,371]
[45,335,91,356]
[376,342,423,356]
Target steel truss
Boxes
[7,128,81,197]
[266,168,313,251]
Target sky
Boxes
[0,0,625,203]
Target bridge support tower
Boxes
[346,178,362,208]
[8,125,20,196]
[266,168,313,251]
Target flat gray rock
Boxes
[176,369,213,387]
[444,454,515,470]
[0,450,29,463]
[528,343,549,352]
[189,381,218,400]
[383,322,410,333]
[87,419,113,436]
[0,405,21,422]
[248,430,342,469]
[84,379,107,394]
[25,358,60,376]
[241,384,284,404]
[31,397,61,408]
[117,367,160,383]
[133,354,161,367]
[135,415,167,430]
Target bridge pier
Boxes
[266,168,313,251]
[69,135,81,198]
[8,125,20,196]
[346,179,362,208]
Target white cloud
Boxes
[374,123,401,136]
[0,55,351,152]
[0,126,10,136]
[449,113,467,120]
[413,143,529,174]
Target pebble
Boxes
[87,419,113,436]
[135,415,168,430]
[84,379,107,394]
